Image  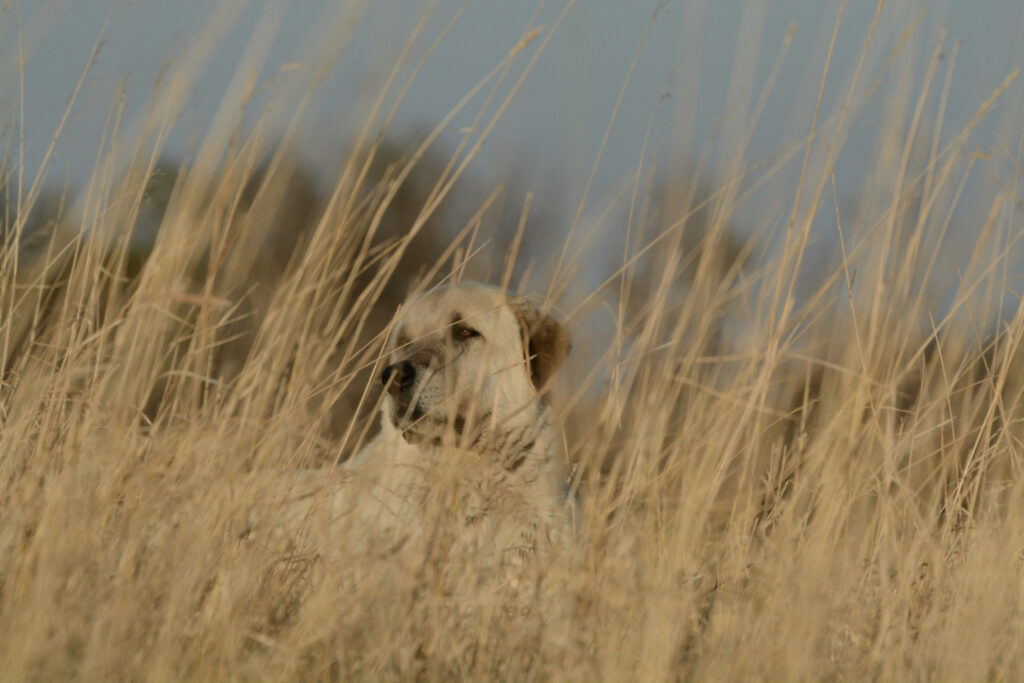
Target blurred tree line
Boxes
[1,133,745,463]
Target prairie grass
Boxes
[1,2,1024,680]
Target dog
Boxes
[244,283,573,568]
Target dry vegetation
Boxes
[1,3,1024,680]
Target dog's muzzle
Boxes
[382,361,424,428]
[381,361,416,396]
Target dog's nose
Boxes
[381,362,416,394]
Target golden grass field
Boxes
[2,2,1024,680]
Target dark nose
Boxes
[381,362,416,394]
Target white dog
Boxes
[245,283,573,567]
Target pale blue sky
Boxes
[3,1,1023,249]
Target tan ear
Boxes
[509,298,571,390]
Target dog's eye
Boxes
[452,323,481,342]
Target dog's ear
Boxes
[509,298,571,391]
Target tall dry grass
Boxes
[1,2,1024,680]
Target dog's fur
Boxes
[246,283,573,566]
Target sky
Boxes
[2,0,1023,269]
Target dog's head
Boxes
[380,283,570,448]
